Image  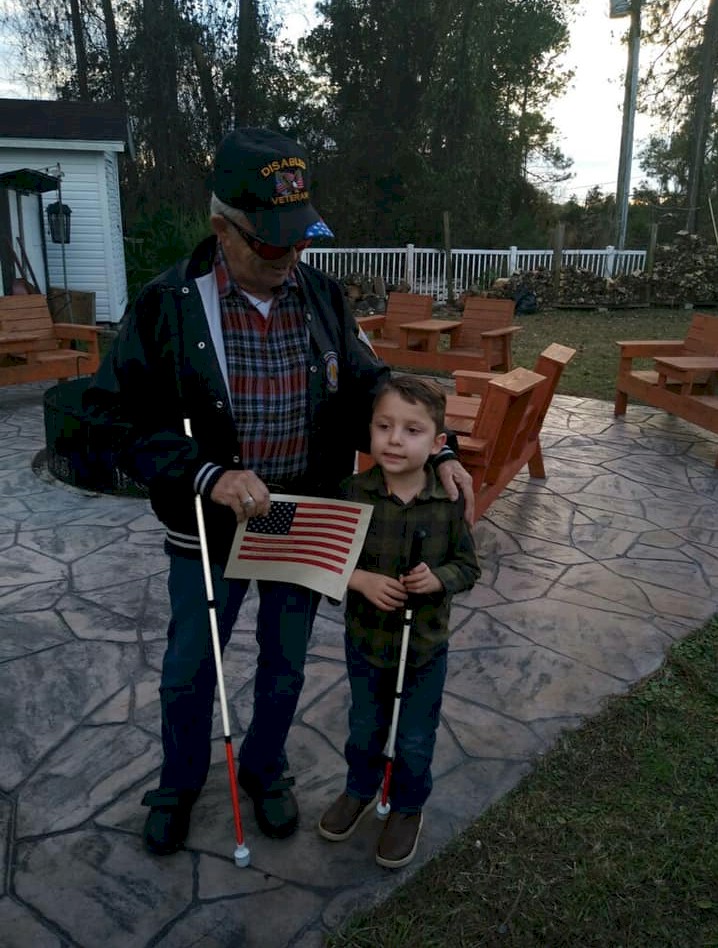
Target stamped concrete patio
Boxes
[1,380,717,948]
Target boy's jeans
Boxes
[344,633,447,813]
[158,553,320,793]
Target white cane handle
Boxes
[183,417,232,738]
[385,529,426,757]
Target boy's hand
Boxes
[401,562,442,596]
[349,569,408,611]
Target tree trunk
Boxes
[192,40,224,146]
[685,0,718,233]
[69,0,89,99]
[100,0,125,104]
[234,0,257,125]
[142,0,180,193]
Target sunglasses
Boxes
[222,215,312,261]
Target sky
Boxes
[0,1,668,205]
[544,1,657,202]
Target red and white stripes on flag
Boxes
[224,494,374,600]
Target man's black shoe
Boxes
[141,788,197,855]
[237,768,299,839]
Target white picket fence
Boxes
[303,244,647,303]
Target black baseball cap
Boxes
[208,127,333,245]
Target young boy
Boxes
[318,375,480,868]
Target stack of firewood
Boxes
[340,273,395,314]
[493,233,718,308]
[496,267,649,308]
[641,232,718,305]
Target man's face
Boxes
[211,212,301,297]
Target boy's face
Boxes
[370,390,446,476]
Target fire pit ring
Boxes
[42,378,148,497]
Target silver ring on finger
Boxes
[242,495,255,508]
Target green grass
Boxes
[327,618,718,947]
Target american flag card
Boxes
[224,494,374,600]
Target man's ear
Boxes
[430,431,448,455]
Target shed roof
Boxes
[0,99,130,146]
[0,167,59,193]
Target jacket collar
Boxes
[362,462,448,501]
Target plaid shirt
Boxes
[339,464,480,668]
[216,246,309,485]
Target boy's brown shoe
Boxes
[318,792,377,841]
[375,810,424,868]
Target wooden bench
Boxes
[357,292,446,370]
[440,296,521,373]
[357,293,498,372]
[447,343,576,515]
[614,313,718,466]
[0,294,101,387]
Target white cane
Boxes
[184,417,250,867]
[376,529,426,819]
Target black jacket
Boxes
[84,236,392,563]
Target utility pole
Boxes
[613,0,642,250]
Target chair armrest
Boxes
[355,314,386,332]
[479,325,522,339]
[53,324,101,344]
[453,369,496,396]
[614,340,684,357]
[456,435,491,461]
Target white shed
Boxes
[0,99,132,324]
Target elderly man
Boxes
[85,127,474,855]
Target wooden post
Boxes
[552,222,565,298]
[405,243,415,291]
[443,211,454,305]
[614,0,641,249]
[709,192,718,248]
[645,222,658,275]
[645,222,658,306]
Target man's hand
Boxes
[401,562,442,596]
[210,470,271,521]
[349,569,408,611]
[437,459,475,524]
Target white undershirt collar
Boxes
[241,290,273,319]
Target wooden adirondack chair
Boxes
[614,312,718,414]
[614,313,718,465]
[356,292,432,344]
[447,344,576,515]
[356,292,438,369]
[0,294,101,387]
[440,296,521,373]
[453,367,547,518]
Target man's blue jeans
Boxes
[158,553,320,793]
[344,634,447,813]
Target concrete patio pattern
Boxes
[1,381,717,948]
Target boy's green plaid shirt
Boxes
[339,464,480,668]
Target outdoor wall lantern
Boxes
[46,202,72,243]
